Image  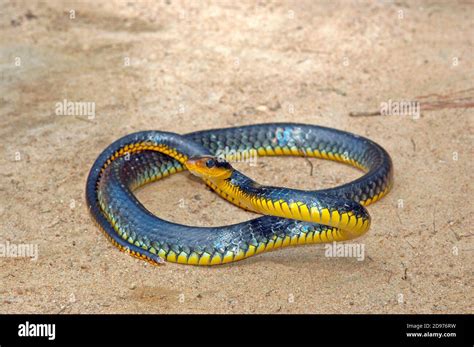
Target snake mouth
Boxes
[184,157,205,177]
[185,156,233,180]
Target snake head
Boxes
[185,156,233,180]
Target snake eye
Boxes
[205,159,216,168]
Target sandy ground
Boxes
[0,0,473,314]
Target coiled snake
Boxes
[86,123,393,265]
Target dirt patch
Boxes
[0,1,472,313]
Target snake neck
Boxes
[205,170,370,238]
[204,171,260,211]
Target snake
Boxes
[86,123,393,266]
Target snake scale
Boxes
[86,123,393,265]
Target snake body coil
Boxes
[86,123,393,265]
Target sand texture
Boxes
[0,1,472,313]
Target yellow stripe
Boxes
[222,251,234,264]
[158,249,166,259]
[300,205,310,221]
[290,202,302,219]
[188,252,199,265]
[274,237,283,249]
[260,198,269,213]
[198,253,211,265]
[290,235,299,245]
[177,252,188,264]
[331,210,340,226]
[167,251,177,262]
[254,197,263,211]
[233,250,245,261]
[281,202,292,218]
[340,212,349,227]
[320,208,331,225]
[210,254,222,265]
[255,243,266,254]
[319,230,329,243]
[265,147,275,155]
[266,199,275,213]
[273,200,284,216]
[246,245,256,257]
[347,214,357,231]
[310,207,321,222]
[297,233,306,245]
